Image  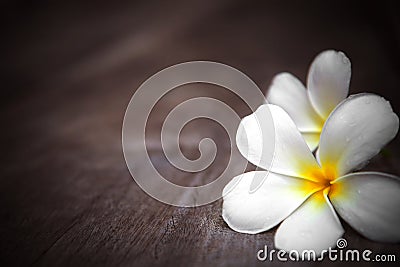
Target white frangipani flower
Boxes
[222,93,400,254]
[267,50,351,151]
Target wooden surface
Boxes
[1,0,400,266]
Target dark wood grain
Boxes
[1,0,400,266]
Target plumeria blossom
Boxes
[222,93,400,254]
[267,50,351,151]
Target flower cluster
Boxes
[222,50,400,254]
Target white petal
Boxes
[307,50,351,118]
[275,189,344,256]
[315,148,321,165]
[236,104,275,170]
[319,94,399,177]
[267,72,323,133]
[237,104,323,180]
[269,105,322,180]
[329,172,400,242]
[222,171,322,234]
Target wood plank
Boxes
[1,1,399,266]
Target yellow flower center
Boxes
[299,162,342,207]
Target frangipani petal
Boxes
[268,105,322,181]
[267,73,323,149]
[329,172,400,242]
[315,148,321,165]
[275,189,344,256]
[222,171,321,234]
[319,94,399,177]
[236,104,275,170]
[237,104,322,180]
[307,50,351,118]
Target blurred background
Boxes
[1,0,399,266]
